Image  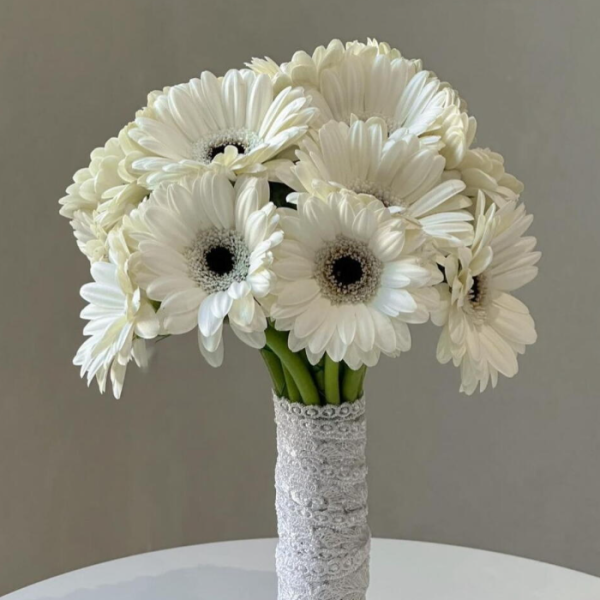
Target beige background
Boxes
[1,0,600,594]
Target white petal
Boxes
[276,279,320,307]
[198,294,227,337]
[369,228,404,262]
[198,329,224,367]
[307,307,338,355]
[211,290,234,318]
[492,267,539,292]
[326,331,347,363]
[352,207,378,242]
[162,310,197,335]
[228,281,250,299]
[146,276,196,301]
[231,323,266,349]
[160,288,205,315]
[371,287,417,317]
[228,294,256,328]
[293,297,330,339]
[355,304,375,352]
[409,180,466,217]
[369,308,396,353]
[480,325,519,377]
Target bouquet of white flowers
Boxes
[60,39,540,599]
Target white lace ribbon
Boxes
[274,395,370,600]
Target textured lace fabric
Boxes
[274,395,370,600]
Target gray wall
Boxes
[1,0,599,594]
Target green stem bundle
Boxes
[259,348,285,397]
[282,365,301,403]
[341,364,367,404]
[324,356,341,405]
[261,324,367,405]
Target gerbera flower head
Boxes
[249,38,407,93]
[59,123,150,262]
[74,229,160,398]
[70,210,108,263]
[252,40,474,168]
[279,117,473,247]
[448,145,524,207]
[128,69,317,189]
[433,194,541,394]
[136,173,282,366]
[270,190,442,368]
[60,39,539,400]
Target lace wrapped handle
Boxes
[274,395,370,600]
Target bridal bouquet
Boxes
[60,39,540,599]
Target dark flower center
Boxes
[332,256,364,287]
[208,143,246,161]
[438,264,447,283]
[205,246,235,275]
[315,236,383,305]
[471,275,483,304]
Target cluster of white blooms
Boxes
[61,39,539,398]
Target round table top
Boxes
[5,538,600,600]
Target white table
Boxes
[4,538,600,599]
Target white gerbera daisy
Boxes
[270,191,442,368]
[136,173,282,366]
[310,53,470,166]
[433,195,540,394]
[71,210,108,263]
[74,230,160,398]
[60,124,149,261]
[252,40,474,168]
[434,88,474,170]
[279,118,473,247]
[345,38,404,59]
[128,69,317,188]
[248,38,408,93]
[448,146,524,207]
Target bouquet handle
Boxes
[274,395,370,600]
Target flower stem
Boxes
[357,365,368,398]
[265,326,320,405]
[282,365,301,403]
[324,356,341,405]
[260,348,286,397]
[341,364,367,403]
